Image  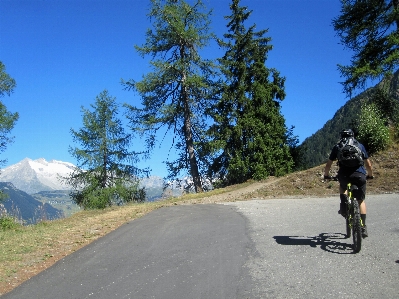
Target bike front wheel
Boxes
[352,199,362,253]
[346,218,351,238]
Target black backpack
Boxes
[336,137,364,168]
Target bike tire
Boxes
[346,218,351,238]
[352,199,362,253]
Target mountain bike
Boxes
[325,176,364,253]
[342,182,363,253]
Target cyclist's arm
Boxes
[364,158,374,178]
[324,159,334,178]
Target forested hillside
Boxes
[0,182,63,224]
[300,70,399,169]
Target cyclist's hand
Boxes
[366,175,374,180]
[324,175,332,180]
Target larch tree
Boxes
[123,0,217,193]
[207,0,293,185]
[0,61,19,167]
[64,90,148,209]
[333,0,399,148]
[333,0,399,95]
[0,61,19,202]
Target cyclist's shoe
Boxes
[338,203,347,218]
[362,225,368,238]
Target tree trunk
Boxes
[182,83,203,193]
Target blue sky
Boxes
[0,0,355,178]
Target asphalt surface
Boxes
[2,194,398,299]
[224,194,399,299]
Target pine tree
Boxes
[64,90,148,209]
[123,0,217,193]
[207,0,293,185]
[333,0,399,95]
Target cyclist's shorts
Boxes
[338,172,367,200]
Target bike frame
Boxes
[345,182,363,253]
[346,183,364,226]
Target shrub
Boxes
[357,103,390,154]
[0,215,21,230]
[71,181,146,210]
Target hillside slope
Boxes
[300,70,399,169]
[0,182,63,224]
[188,142,399,203]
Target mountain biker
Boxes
[324,129,374,238]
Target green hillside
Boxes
[0,183,63,224]
[299,71,398,169]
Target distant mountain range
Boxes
[0,158,74,194]
[0,158,175,222]
[0,158,171,197]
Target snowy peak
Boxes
[27,158,75,176]
[0,158,75,194]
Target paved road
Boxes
[224,194,399,299]
[2,194,398,298]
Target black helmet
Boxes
[340,129,354,138]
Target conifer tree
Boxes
[0,61,19,167]
[123,0,217,193]
[333,0,399,95]
[64,90,148,209]
[207,0,293,185]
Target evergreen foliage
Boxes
[206,0,293,185]
[123,0,217,193]
[0,62,16,98]
[286,125,305,171]
[333,0,399,95]
[0,61,19,168]
[373,77,399,126]
[64,90,148,209]
[299,92,365,169]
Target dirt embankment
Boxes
[192,142,399,203]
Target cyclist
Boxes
[324,129,374,238]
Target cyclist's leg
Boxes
[338,173,349,193]
[359,200,367,214]
[337,173,349,217]
[350,172,367,213]
[350,172,368,237]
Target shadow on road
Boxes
[273,233,355,254]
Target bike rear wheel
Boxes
[352,199,362,253]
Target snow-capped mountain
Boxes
[0,158,75,194]
[0,158,191,199]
